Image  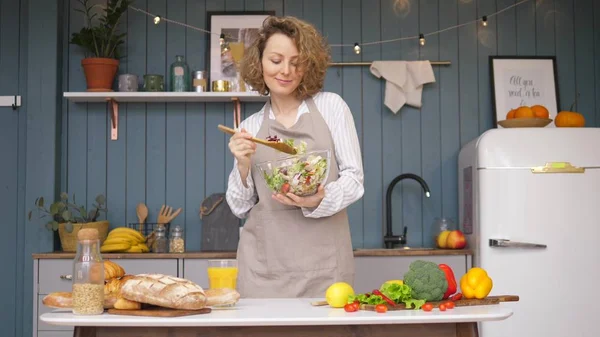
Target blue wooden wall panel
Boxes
[0,1,21,334]
[574,0,596,125]
[360,0,383,248]
[477,0,496,133]
[380,0,404,246]
[458,0,479,147]
[146,0,168,223]
[496,0,515,55]
[398,0,422,248]
[536,0,555,55]
[516,0,535,55]
[596,0,600,127]
[555,0,576,111]
[419,0,441,248]
[184,0,207,250]
[438,0,460,229]
[342,0,364,248]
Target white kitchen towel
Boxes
[369,60,436,113]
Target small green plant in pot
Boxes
[70,0,133,91]
[29,193,110,252]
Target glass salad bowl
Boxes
[255,149,331,197]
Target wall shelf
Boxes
[63,92,266,140]
[63,91,268,103]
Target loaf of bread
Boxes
[120,274,207,310]
[204,288,240,307]
[104,260,125,280]
[43,292,118,309]
[104,274,135,295]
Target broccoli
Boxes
[402,260,448,301]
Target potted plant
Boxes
[70,0,133,91]
[29,192,110,252]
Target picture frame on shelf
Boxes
[489,56,560,128]
[207,11,275,93]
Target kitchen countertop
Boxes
[39,298,511,327]
[32,248,472,259]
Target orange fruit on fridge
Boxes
[506,109,516,119]
[514,106,535,119]
[531,105,550,119]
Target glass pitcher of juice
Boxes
[207,259,238,289]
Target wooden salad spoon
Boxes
[217,124,297,155]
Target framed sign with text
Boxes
[489,56,560,127]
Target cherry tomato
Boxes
[344,303,357,312]
[439,304,447,311]
[351,302,360,311]
[375,304,388,313]
[281,183,290,193]
[422,303,433,312]
[445,301,455,309]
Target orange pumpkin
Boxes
[554,93,586,127]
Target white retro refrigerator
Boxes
[458,127,600,337]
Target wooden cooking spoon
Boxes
[217,124,297,155]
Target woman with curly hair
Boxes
[225,16,364,298]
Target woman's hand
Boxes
[228,128,256,178]
[272,185,325,208]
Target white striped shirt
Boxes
[225,91,364,219]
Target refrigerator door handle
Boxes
[489,239,547,249]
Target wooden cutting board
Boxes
[360,295,519,311]
[107,306,212,317]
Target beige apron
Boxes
[236,97,355,298]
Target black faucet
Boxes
[384,173,431,249]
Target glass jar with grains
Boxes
[72,228,105,315]
[169,225,185,253]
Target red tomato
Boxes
[281,183,290,193]
[351,302,360,311]
[445,301,455,309]
[439,304,447,311]
[344,303,357,312]
[375,304,388,313]
[422,303,433,312]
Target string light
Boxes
[129,0,531,55]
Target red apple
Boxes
[446,230,466,249]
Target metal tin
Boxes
[212,80,231,92]
[192,71,207,92]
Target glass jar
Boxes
[72,228,104,315]
[152,225,168,253]
[169,225,185,253]
[432,217,456,248]
[169,55,190,92]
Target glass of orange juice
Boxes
[207,259,238,290]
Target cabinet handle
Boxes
[60,274,72,280]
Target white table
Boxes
[40,298,513,337]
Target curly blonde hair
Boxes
[240,16,331,99]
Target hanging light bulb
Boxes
[482,16,488,26]
[419,34,425,46]
[353,43,361,55]
[219,33,225,46]
[153,16,161,25]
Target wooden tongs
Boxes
[218,124,297,155]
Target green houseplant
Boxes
[29,193,110,252]
[70,0,133,91]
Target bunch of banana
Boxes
[101,227,149,253]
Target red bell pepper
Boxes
[372,289,396,307]
[439,264,457,299]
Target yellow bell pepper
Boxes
[460,267,493,299]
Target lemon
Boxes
[325,282,355,308]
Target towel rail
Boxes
[328,61,451,66]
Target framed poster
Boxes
[207,11,274,91]
[489,56,560,127]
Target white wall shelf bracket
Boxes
[0,95,22,110]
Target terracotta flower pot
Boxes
[81,58,120,92]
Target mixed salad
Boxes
[262,137,328,196]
